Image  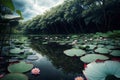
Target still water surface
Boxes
[26,48,83,80]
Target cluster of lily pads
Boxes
[30,31,120,63]
[63,35,120,63]
[0,36,39,80]
[62,33,120,79]
[30,30,120,80]
[29,30,120,80]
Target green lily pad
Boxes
[73,44,87,49]
[97,44,104,48]
[64,48,86,57]
[106,45,115,50]
[0,73,28,80]
[110,50,120,56]
[27,55,39,60]
[87,45,97,50]
[94,48,111,54]
[10,48,24,54]
[24,52,33,55]
[80,54,109,63]
[16,54,27,59]
[8,61,33,73]
[42,42,48,45]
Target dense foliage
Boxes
[21,0,120,34]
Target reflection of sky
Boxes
[27,52,74,80]
[12,0,64,21]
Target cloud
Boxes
[12,0,64,21]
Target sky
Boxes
[12,0,64,21]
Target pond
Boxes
[26,35,85,80]
[0,33,120,80]
[0,34,85,80]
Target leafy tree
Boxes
[22,0,120,34]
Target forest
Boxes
[17,0,120,34]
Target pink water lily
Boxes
[0,74,4,78]
[75,76,84,80]
[31,68,40,75]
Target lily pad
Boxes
[110,50,120,56]
[106,45,115,50]
[94,48,111,54]
[16,54,27,59]
[80,54,109,63]
[27,55,39,60]
[0,73,28,80]
[64,48,86,57]
[8,61,33,73]
[97,44,104,48]
[10,48,24,54]
[87,45,97,50]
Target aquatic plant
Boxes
[31,68,40,75]
[80,54,109,63]
[110,50,120,57]
[83,61,120,80]
[94,48,111,54]
[75,76,84,80]
[8,61,33,73]
[64,48,86,57]
[0,73,28,80]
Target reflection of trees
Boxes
[32,41,84,74]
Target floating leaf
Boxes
[80,54,109,63]
[87,45,97,50]
[0,73,28,80]
[8,61,33,73]
[83,61,120,80]
[27,55,39,60]
[64,48,86,57]
[110,50,120,56]
[94,48,111,54]
[10,48,24,54]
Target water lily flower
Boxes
[103,38,107,40]
[67,36,70,39]
[31,68,40,75]
[50,38,53,40]
[99,37,103,39]
[72,40,77,45]
[55,37,58,39]
[89,38,93,41]
[0,74,4,78]
[84,40,87,42]
[75,76,84,80]
[45,37,48,39]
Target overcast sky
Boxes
[12,0,64,21]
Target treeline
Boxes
[22,0,120,34]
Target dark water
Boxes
[11,35,84,80]
[1,34,85,80]
[26,43,84,80]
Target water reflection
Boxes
[26,50,75,80]
[27,39,85,80]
